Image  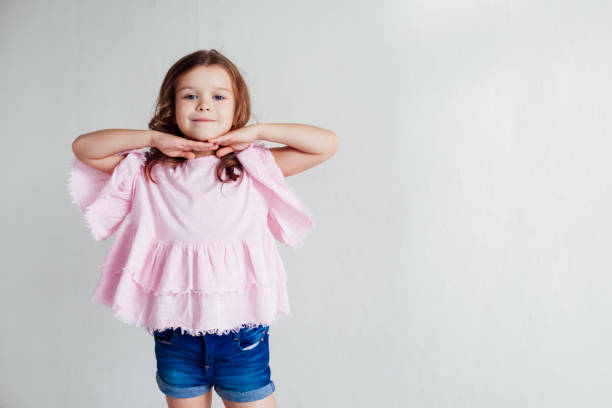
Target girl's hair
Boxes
[143,49,252,184]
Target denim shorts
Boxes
[152,324,275,402]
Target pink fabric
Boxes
[68,141,314,336]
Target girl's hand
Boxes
[151,130,218,160]
[207,124,259,158]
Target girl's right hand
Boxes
[151,130,218,160]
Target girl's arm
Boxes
[71,129,214,174]
[71,129,154,174]
[256,123,339,177]
[72,129,154,159]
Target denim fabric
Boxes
[153,324,275,402]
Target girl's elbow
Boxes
[72,137,82,154]
[329,132,340,154]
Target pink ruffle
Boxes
[91,262,291,336]
[104,223,285,296]
[236,141,315,248]
[68,149,145,241]
[92,223,292,335]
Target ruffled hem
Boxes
[93,298,290,337]
[91,263,291,336]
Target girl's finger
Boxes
[188,142,211,149]
[187,143,216,152]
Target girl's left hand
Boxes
[207,124,259,157]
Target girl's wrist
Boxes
[149,130,160,148]
[253,123,265,141]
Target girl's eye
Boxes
[182,95,225,100]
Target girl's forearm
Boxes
[72,129,154,159]
[255,123,338,155]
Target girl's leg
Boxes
[221,392,278,408]
[165,389,213,408]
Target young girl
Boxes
[68,49,338,408]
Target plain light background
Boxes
[1,0,611,407]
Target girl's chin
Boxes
[184,134,214,141]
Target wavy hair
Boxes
[143,49,252,184]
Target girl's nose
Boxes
[197,104,210,111]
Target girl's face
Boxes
[174,65,236,142]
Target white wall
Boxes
[1,0,611,407]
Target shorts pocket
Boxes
[232,325,269,352]
[153,328,175,345]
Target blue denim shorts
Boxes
[152,324,275,402]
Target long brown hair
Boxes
[143,49,252,184]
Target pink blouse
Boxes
[68,141,314,336]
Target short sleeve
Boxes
[236,141,314,248]
[68,149,145,241]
